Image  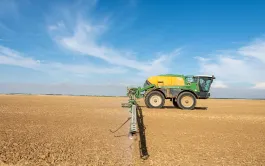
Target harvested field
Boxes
[0,95,265,165]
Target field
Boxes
[0,95,265,165]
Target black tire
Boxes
[144,91,165,108]
[172,98,179,108]
[177,92,196,110]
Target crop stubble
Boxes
[0,95,265,165]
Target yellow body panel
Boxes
[147,76,185,87]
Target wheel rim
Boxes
[150,95,162,107]
[180,96,194,108]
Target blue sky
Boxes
[1,0,265,96]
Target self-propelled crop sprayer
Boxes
[121,74,215,137]
[111,74,215,159]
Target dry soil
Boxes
[0,95,265,166]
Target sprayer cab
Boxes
[185,75,215,99]
[194,75,215,90]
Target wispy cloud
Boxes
[211,80,228,89]
[47,0,181,77]
[196,38,265,88]
[49,18,180,76]
[252,82,265,90]
[238,39,265,63]
[0,45,126,75]
[48,21,65,31]
[0,45,40,69]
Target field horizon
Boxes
[1,93,265,100]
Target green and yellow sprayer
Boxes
[111,74,215,159]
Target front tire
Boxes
[145,91,165,108]
[177,92,196,110]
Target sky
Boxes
[0,0,265,98]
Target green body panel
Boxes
[160,82,198,91]
[125,84,155,99]
[158,85,197,91]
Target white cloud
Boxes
[197,38,265,88]
[45,62,125,74]
[49,18,180,77]
[0,45,126,75]
[252,82,265,90]
[194,56,210,63]
[0,45,40,69]
[238,39,265,63]
[48,21,65,31]
[211,80,228,88]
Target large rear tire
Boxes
[145,91,165,108]
[177,92,196,110]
